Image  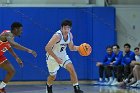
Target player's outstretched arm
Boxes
[68,32,79,51]
[8,47,23,67]
[6,33,37,57]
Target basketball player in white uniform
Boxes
[45,20,83,93]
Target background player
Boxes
[0,22,37,93]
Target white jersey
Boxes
[135,55,140,62]
[47,30,71,59]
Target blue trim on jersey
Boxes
[56,33,62,44]
[46,55,49,60]
[49,71,57,75]
[63,59,71,67]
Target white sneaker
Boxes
[130,82,140,88]
[99,78,103,82]
[111,79,119,85]
[114,81,119,85]
[105,79,114,85]
[105,78,108,82]
[94,78,104,85]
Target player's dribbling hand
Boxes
[16,58,24,68]
[27,49,37,57]
[55,57,63,64]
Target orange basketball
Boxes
[78,43,92,56]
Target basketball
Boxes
[78,43,92,56]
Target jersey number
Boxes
[1,47,8,52]
[60,47,65,52]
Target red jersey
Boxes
[0,30,11,56]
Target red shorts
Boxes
[0,55,7,65]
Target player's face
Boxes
[124,46,130,52]
[113,46,118,53]
[61,25,71,33]
[14,27,23,36]
[106,48,112,54]
[134,49,139,55]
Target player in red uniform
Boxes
[0,22,37,93]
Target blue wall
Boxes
[0,7,116,81]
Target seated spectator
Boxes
[96,46,115,84]
[121,43,135,80]
[127,47,140,87]
[118,44,136,87]
[106,44,123,85]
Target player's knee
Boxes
[133,68,135,74]
[49,75,56,80]
[8,68,15,76]
[134,65,140,70]
[67,67,75,74]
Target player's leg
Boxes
[130,65,140,87]
[46,74,56,93]
[65,62,83,93]
[47,75,56,86]
[0,60,15,92]
[66,63,78,84]
[124,65,131,79]
[119,66,136,87]
[127,68,137,86]
[46,58,59,93]
[134,65,140,81]
[123,65,134,85]
[111,66,119,85]
[117,65,124,82]
[117,65,127,87]
[99,65,105,82]
[105,66,113,85]
[135,65,140,87]
[118,65,132,87]
[104,66,110,83]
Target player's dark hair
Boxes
[106,45,112,49]
[61,20,72,27]
[124,43,131,48]
[134,47,139,51]
[112,44,120,49]
[11,22,23,32]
